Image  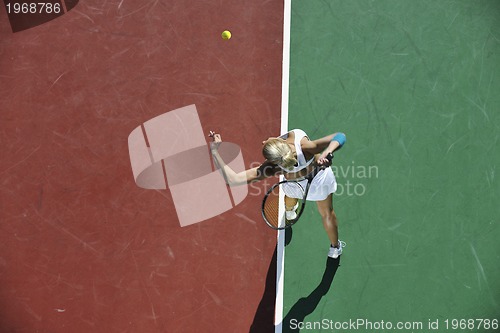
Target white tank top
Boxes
[278,129,315,173]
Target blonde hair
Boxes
[262,138,297,169]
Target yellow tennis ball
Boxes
[221,30,231,40]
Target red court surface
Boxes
[0,1,284,332]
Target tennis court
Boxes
[1,1,499,332]
[0,1,282,332]
[282,0,500,332]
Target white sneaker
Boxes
[285,203,299,220]
[328,240,346,258]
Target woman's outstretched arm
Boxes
[209,131,281,185]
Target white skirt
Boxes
[284,168,337,201]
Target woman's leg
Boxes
[284,196,298,211]
[316,194,339,247]
[284,196,299,219]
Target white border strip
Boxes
[275,0,291,332]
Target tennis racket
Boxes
[261,153,333,230]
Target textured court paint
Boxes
[284,0,500,331]
[0,1,283,332]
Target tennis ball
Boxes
[221,30,231,40]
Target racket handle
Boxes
[320,152,333,169]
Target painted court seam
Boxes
[275,0,292,332]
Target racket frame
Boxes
[261,179,307,230]
[261,153,333,230]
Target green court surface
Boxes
[283,0,500,332]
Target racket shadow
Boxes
[281,257,341,333]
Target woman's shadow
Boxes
[249,228,341,333]
[281,255,340,332]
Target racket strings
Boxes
[262,186,281,228]
[262,181,305,229]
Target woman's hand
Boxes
[208,131,222,150]
[317,151,333,167]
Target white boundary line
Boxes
[275,0,291,332]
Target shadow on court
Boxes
[250,228,341,332]
[249,228,293,332]
[249,245,277,333]
[282,257,341,332]
[282,236,341,333]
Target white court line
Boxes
[275,0,291,332]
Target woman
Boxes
[209,129,346,258]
